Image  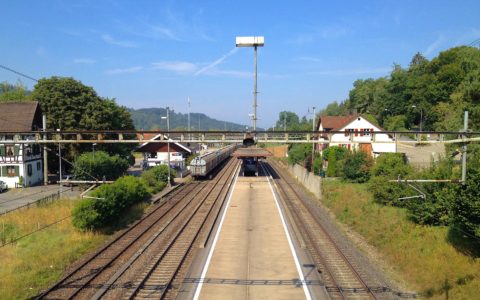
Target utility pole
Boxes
[161,107,171,187]
[283,112,286,131]
[462,111,468,184]
[167,107,171,187]
[311,106,316,171]
[42,114,48,186]
[57,128,62,192]
[187,97,191,133]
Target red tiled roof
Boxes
[318,115,358,131]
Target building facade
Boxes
[136,134,192,171]
[0,102,44,188]
[316,115,396,157]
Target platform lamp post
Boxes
[236,36,264,131]
[161,107,171,187]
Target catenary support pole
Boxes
[462,111,468,184]
[42,114,48,185]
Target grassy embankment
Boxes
[0,199,145,299]
[322,180,480,299]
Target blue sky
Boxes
[1,0,479,128]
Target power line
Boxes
[0,64,38,82]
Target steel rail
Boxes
[266,160,378,300]
[36,183,199,299]
[125,158,239,299]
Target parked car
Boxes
[0,180,8,193]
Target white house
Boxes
[0,102,44,188]
[316,115,396,157]
[136,134,192,170]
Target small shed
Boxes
[136,134,192,171]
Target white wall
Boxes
[327,117,396,153]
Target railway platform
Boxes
[179,172,328,300]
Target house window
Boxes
[26,146,32,156]
[363,128,372,136]
[37,162,41,171]
[6,145,14,157]
[7,166,16,177]
[27,164,33,176]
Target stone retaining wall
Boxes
[286,164,322,199]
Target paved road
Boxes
[0,185,80,214]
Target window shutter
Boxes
[1,166,5,176]
[14,166,19,176]
[0,145,4,156]
[14,145,20,156]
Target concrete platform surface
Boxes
[195,176,310,300]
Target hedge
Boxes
[72,176,150,231]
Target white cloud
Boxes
[425,34,446,57]
[74,58,96,64]
[202,69,252,78]
[150,26,180,41]
[194,48,238,76]
[101,34,137,48]
[152,61,197,73]
[105,66,143,75]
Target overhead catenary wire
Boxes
[0,64,38,82]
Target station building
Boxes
[0,102,44,188]
[136,134,192,172]
[316,114,396,157]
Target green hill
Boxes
[128,107,250,131]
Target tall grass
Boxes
[0,199,108,299]
[322,180,480,299]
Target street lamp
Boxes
[236,36,264,131]
[412,105,423,131]
[161,107,171,187]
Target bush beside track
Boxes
[72,165,174,231]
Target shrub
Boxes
[324,146,348,177]
[342,151,373,183]
[326,150,337,177]
[450,169,480,239]
[368,153,413,205]
[287,144,312,166]
[72,176,150,231]
[73,151,130,181]
[312,154,323,175]
[72,199,103,230]
[371,152,412,178]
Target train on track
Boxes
[189,144,237,177]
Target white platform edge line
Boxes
[262,163,313,300]
[192,165,240,300]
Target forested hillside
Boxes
[320,46,480,132]
[129,107,249,131]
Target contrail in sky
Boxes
[194,48,238,76]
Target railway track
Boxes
[264,160,378,300]
[39,158,239,300]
